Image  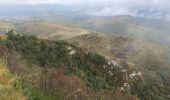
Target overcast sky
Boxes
[0,0,170,20]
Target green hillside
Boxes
[0,16,170,100]
[69,33,170,100]
[1,31,169,100]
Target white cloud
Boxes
[0,0,169,9]
[84,0,170,20]
[0,0,97,5]
[89,7,138,16]
[0,0,57,5]
[0,0,169,20]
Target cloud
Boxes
[84,0,170,20]
[88,7,138,16]
[0,0,170,20]
[0,0,90,5]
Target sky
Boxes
[0,0,170,20]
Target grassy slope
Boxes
[15,21,89,40]
[69,33,164,67]
[0,22,16,34]
[0,21,89,40]
[0,58,27,100]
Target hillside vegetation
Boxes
[1,31,161,100]
[69,33,170,100]
[0,57,26,100]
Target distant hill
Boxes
[30,15,170,46]
[15,21,89,40]
[3,15,170,45]
[0,20,89,40]
[0,22,15,34]
[67,15,170,46]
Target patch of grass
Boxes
[0,58,27,100]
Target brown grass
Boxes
[0,34,7,41]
